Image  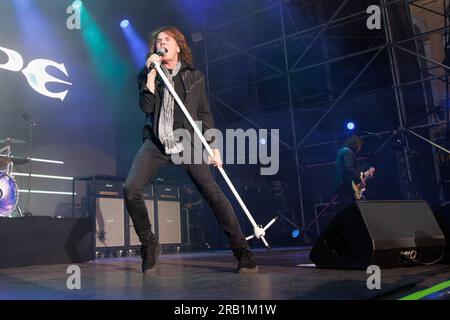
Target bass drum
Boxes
[0,172,19,217]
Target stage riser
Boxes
[0,217,94,268]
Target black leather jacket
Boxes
[137,63,216,149]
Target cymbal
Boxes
[0,154,30,166]
[0,138,26,145]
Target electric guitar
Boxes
[352,167,375,200]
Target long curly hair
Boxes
[147,26,193,67]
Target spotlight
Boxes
[346,122,355,130]
[72,0,83,9]
[260,138,266,145]
[120,19,130,28]
[278,212,302,240]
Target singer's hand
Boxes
[146,54,162,71]
[145,54,162,93]
[207,148,223,168]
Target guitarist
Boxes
[334,135,366,211]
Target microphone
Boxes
[22,113,36,127]
[147,48,167,71]
[156,48,167,56]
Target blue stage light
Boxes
[120,20,148,68]
[120,20,130,29]
[292,229,300,238]
[346,122,355,130]
[72,1,83,9]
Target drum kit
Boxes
[0,137,29,218]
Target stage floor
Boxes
[0,247,449,300]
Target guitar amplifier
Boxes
[92,197,125,249]
[157,200,182,244]
[86,175,124,197]
[155,184,180,200]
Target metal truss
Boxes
[198,0,450,230]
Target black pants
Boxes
[335,185,356,214]
[124,138,249,250]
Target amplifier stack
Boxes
[73,175,184,256]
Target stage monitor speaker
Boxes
[129,200,155,246]
[157,200,181,244]
[94,197,125,249]
[309,200,446,269]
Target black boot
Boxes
[140,234,160,274]
[233,248,258,273]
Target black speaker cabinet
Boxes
[310,200,446,269]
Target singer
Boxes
[124,26,258,274]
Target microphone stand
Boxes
[152,61,276,250]
[23,120,35,217]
